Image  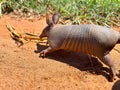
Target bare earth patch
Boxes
[0,14,120,90]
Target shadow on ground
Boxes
[35,43,114,81]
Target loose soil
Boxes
[0,14,120,90]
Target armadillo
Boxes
[39,13,120,81]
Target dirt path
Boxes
[0,14,120,90]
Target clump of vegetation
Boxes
[1,0,120,26]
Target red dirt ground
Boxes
[0,14,120,90]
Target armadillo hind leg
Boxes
[99,54,116,82]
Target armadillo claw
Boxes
[109,75,117,82]
[39,51,46,58]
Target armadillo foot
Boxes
[40,50,46,58]
[39,47,55,58]
[110,75,117,82]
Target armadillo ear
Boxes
[52,13,60,24]
[46,13,53,26]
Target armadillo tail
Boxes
[117,32,120,43]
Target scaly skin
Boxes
[49,24,119,56]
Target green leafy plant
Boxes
[1,0,120,26]
[0,0,3,18]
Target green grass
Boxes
[2,0,120,26]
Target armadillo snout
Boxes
[39,34,44,39]
[39,31,48,39]
[39,26,51,39]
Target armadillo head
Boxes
[39,13,60,39]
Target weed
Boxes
[1,0,120,26]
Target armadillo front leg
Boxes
[99,54,116,82]
[40,47,56,58]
